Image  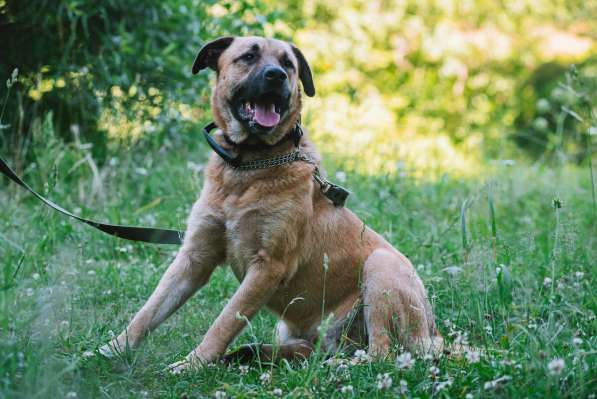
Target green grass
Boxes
[1,127,596,398]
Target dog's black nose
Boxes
[263,65,287,82]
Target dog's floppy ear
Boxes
[192,36,235,74]
[291,44,315,97]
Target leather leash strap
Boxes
[0,155,183,245]
[0,122,348,245]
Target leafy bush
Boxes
[0,0,595,173]
[512,60,597,163]
[0,0,276,160]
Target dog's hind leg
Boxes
[362,248,443,358]
[99,206,226,357]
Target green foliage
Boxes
[282,0,596,170]
[513,61,597,162]
[0,0,277,159]
[2,0,596,171]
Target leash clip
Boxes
[313,168,350,207]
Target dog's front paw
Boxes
[166,359,192,375]
[98,343,116,358]
[167,351,215,374]
[98,340,126,358]
[98,337,131,359]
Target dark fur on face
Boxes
[193,36,315,145]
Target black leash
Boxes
[0,156,183,245]
[0,121,348,246]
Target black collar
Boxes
[202,122,303,168]
[201,121,350,207]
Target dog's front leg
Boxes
[100,208,226,357]
[168,259,285,373]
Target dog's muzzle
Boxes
[231,65,291,135]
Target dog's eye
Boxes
[241,53,256,62]
[282,59,294,69]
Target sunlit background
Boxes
[0,0,595,177]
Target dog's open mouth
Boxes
[234,92,288,132]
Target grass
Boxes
[1,119,596,398]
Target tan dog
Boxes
[100,36,443,373]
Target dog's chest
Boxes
[221,192,304,274]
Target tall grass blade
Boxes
[590,156,596,219]
[488,183,497,262]
[460,198,469,262]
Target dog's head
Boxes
[193,36,315,145]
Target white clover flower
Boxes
[575,271,585,279]
[465,393,474,399]
[272,388,283,397]
[351,349,370,364]
[396,352,415,369]
[32,273,40,280]
[548,358,565,376]
[465,350,481,364]
[543,277,552,287]
[214,391,226,399]
[340,385,354,395]
[399,379,408,394]
[429,366,440,377]
[66,392,78,399]
[336,361,349,371]
[82,351,95,358]
[26,288,34,297]
[259,371,272,385]
[239,365,249,375]
[454,331,469,346]
[434,377,453,392]
[376,373,392,390]
[484,375,512,390]
[572,337,583,346]
[335,361,350,380]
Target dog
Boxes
[100,36,443,373]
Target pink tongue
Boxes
[254,103,280,127]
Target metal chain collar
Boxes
[233,150,302,170]
[219,131,350,206]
